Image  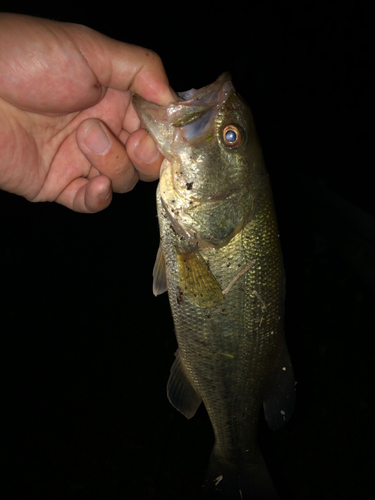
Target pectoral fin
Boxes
[152,243,167,296]
[263,346,296,430]
[167,350,202,419]
[177,246,223,308]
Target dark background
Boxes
[1,1,374,499]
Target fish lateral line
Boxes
[222,259,256,295]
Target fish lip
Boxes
[132,94,175,161]
[132,94,161,119]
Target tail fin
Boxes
[203,447,280,500]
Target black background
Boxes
[1,1,374,499]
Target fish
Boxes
[133,73,295,499]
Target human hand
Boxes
[0,13,175,212]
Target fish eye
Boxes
[223,125,242,148]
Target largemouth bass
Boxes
[133,73,295,499]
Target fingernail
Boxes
[99,182,111,200]
[84,121,111,154]
[134,133,159,163]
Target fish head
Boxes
[133,73,264,248]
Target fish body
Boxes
[133,74,295,499]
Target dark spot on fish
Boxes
[222,309,226,312]
[186,182,193,190]
[227,262,231,267]
[177,287,184,305]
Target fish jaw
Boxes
[131,95,175,162]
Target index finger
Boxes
[65,23,175,105]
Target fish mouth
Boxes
[132,72,235,161]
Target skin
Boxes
[0,13,176,212]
